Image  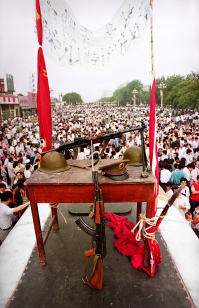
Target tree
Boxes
[112,79,144,106]
[62,92,83,105]
[155,75,185,106]
[165,79,199,109]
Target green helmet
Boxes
[123,146,143,166]
[39,151,70,173]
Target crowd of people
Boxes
[0,105,199,244]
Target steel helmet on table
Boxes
[123,146,143,166]
[39,151,70,173]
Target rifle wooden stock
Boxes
[156,183,185,228]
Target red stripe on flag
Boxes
[149,78,159,214]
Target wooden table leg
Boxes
[51,206,59,231]
[28,187,47,267]
[30,202,47,266]
[137,202,142,223]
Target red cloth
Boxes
[37,47,52,150]
[105,213,162,277]
[36,0,43,45]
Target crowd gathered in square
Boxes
[0,106,199,244]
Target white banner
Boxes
[40,0,151,71]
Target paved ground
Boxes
[7,203,193,308]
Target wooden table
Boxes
[26,160,156,267]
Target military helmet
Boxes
[39,151,70,173]
[123,146,143,166]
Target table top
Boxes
[26,160,156,187]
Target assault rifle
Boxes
[42,121,147,154]
[75,171,106,290]
[41,121,148,176]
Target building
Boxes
[18,92,37,117]
[0,75,20,120]
[117,81,129,90]
[102,90,114,98]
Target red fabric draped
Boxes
[105,213,162,277]
[36,0,43,45]
[37,47,52,150]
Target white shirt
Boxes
[166,189,173,199]
[182,167,190,181]
[24,169,32,179]
[160,169,172,183]
[173,195,190,217]
[77,152,87,160]
[0,202,13,229]
[181,186,190,198]
[7,162,15,178]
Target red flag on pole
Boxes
[149,78,159,205]
[37,47,52,150]
[36,0,43,45]
[140,77,161,277]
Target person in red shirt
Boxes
[190,175,199,215]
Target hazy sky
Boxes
[0,0,199,102]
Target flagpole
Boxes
[150,0,154,76]
[143,0,156,270]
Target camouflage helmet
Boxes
[123,146,143,166]
[39,151,70,173]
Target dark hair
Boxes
[0,183,6,188]
[166,181,173,188]
[26,164,31,170]
[13,161,18,168]
[1,191,13,202]
[12,184,18,190]
[17,178,26,188]
[180,177,187,183]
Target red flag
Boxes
[37,47,52,150]
[140,77,161,277]
[36,0,43,45]
[149,78,159,205]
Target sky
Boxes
[0,0,199,102]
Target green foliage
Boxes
[165,79,199,109]
[112,79,144,106]
[155,75,185,106]
[62,92,83,105]
[99,96,115,103]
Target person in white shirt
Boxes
[24,164,32,179]
[173,190,190,217]
[54,139,60,149]
[180,178,190,201]
[0,191,30,244]
[188,163,198,185]
[160,162,172,191]
[179,143,186,160]
[84,145,90,159]
[77,148,87,160]
[7,158,15,187]
[165,182,173,199]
